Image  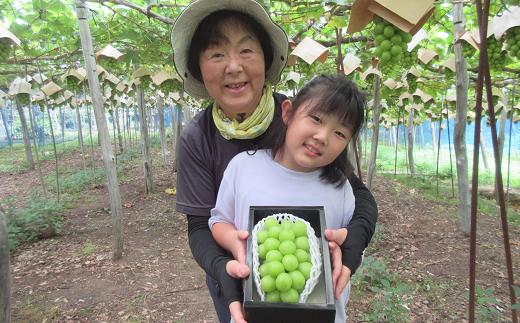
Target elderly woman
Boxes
[171,1,378,322]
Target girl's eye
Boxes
[335,131,347,139]
[309,115,321,123]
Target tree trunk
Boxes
[45,105,60,202]
[75,104,87,169]
[366,76,381,189]
[135,68,153,194]
[0,208,11,323]
[391,126,396,149]
[158,96,167,164]
[174,104,183,170]
[27,100,48,199]
[453,2,470,235]
[480,129,490,170]
[430,121,436,157]
[114,107,123,154]
[15,98,35,170]
[497,107,507,164]
[59,105,65,146]
[76,0,123,260]
[407,107,415,175]
[0,108,12,147]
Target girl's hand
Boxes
[230,230,249,265]
[325,228,351,299]
[229,301,248,323]
[226,259,250,279]
[226,230,250,279]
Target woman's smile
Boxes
[199,22,266,120]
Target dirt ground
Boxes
[2,147,519,322]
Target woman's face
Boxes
[278,99,352,172]
[199,22,266,120]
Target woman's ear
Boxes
[281,99,292,124]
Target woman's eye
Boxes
[211,53,224,58]
[241,48,253,54]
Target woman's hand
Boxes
[229,301,248,323]
[325,228,352,299]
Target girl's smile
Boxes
[277,99,352,173]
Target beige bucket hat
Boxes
[171,0,288,99]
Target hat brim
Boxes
[171,0,288,99]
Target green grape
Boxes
[402,47,418,69]
[100,58,122,73]
[444,68,455,81]
[462,42,476,59]
[372,16,413,76]
[160,79,175,95]
[140,75,151,90]
[487,37,505,71]
[66,76,81,91]
[17,93,30,106]
[406,73,417,93]
[505,26,520,61]
[0,41,12,62]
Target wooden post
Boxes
[0,108,12,147]
[75,0,123,260]
[366,75,381,189]
[114,106,123,154]
[0,206,11,323]
[407,107,415,175]
[14,97,35,170]
[135,71,153,194]
[158,96,167,164]
[453,2,470,235]
[75,96,87,169]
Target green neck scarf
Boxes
[212,84,274,140]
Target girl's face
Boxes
[277,99,352,172]
[199,21,266,120]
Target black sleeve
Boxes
[342,173,378,275]
[187,215,243,305]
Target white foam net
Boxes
[252,213,322,303]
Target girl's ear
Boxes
[281,99,292,124]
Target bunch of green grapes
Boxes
[462,42,476,59]
[505,26,520,60]
[444,67,455,82]
[139,75,151,90]
[402,47,418,70]
[160,79,175,95]
[487,37,505,70]
[406,73,418,93]
[0,41,12,63]
[372,16,412,66]
[256,217,316,303]
[66,76,81,91]
[16,93,30,106]
[50,92,60,101]
[100,58,122,73]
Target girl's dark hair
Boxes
[269,74,366,187]
[187,10,274,82]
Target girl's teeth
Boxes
[228,83,244,89]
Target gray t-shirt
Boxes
[175,94,285,217]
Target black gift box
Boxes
[243,206,336,323]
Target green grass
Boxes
[362,143,520,188]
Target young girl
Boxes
[209,74,366,322]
